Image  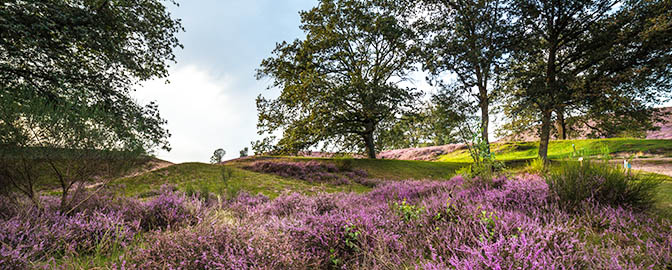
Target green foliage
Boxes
[392,199,425,222]
[433,199,459,223]
[239,147,249,158]
[523,158,546,175]
[457,125,504,179]
[221,166,234,183]
[343,224,361,251]
[546,160,662,211]
[0,0,182,210]
[479,209,499,242]
[377,101,463,149]
[333,158,354,171]
[255,0,420,158]
[502,0,672,160]
[410,0,511,147]
[210,149,226,164]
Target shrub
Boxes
[140,186,197,230]
[546,160,661,211]
[221,165,233,182]
[523,158,546,174]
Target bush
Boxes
[221,166,233,182]
[546,160,661,211]
[523,158,546,174]
[140,186,197,230]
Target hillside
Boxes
[112,158,467,199]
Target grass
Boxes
[438,138,672,162]
[113,162,371,199]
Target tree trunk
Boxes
[556,109,567,140]
[539,110,553,163]
[479,85,490,154]
[363,132,376,159]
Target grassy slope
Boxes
[112,158,466,199]
[113,162,370,199]
[438,138,672,162]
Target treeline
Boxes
[254,0,672,161]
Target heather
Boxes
[242,160,369,186]
[2,174,671,269]
[121,176,671,269]
[0,186,200,269]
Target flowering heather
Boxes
[118,175,671,270]
[243,160,369,185]
[378,144,466,160]
[0,187,201,269]
[1,175,670,269]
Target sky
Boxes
[132,1,671,164]
[132,0,319,163]
[133,0,435,163]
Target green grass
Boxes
[438,138,672,162]
[113,162,371,199]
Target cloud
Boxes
[133,65,258,163]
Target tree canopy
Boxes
[0,0,183,153]
[256,0,420,158]
[501,0,672,162]
[0,0,183,210]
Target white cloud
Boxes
[133,65,258,163]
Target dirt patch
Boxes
[609,158,672,177]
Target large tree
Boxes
[256,0,419,158]
[0,0,182,210]
[411,0,512,152]
[504,0,672,162]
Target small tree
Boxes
[210,149,226,164]
[239,147,249,157]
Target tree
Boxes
[210,149,226,164]
[239,147,249,157]
[255,0,420,159]
[377,101,464,149]
[504,0,672,162]
[411,0,512,153]
[0,0,182,211]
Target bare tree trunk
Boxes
[539,110,553,163]
[556,108,567,140]
[363,132,376,159]
[479,85,490,154]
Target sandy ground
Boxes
[609,158,672,177]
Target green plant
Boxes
[221,166,233,182]
[185,185,196,197]
[211,149,226,164]
[479,209,498,242]
[458,125,505,180]
[523,158,546,174]
[343,224,361,251]
[333,158,354,171]
[433,199,459,222]
[199,186,211,202]
[546,160,661,211]
[392,199,425,222]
